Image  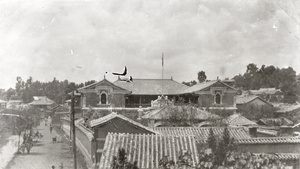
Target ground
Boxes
[5,120,88,169]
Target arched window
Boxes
[215,93,221,104]
[100,93,107,104]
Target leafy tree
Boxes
[159,156,175,169]
[182,80,197,87]
[198,71,207,83]
[112,148,138,169]
[205,127,237,167]
[207,128,217,153]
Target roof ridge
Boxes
[90,112,159,134]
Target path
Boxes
[5,120,77,169]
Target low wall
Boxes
[61,118,94,168]
[239,143,300,153]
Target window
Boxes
[215,93,221,104]
[100,93,107,104]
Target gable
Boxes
[194,81,236,95]
[248,98,272,106]
[78,79,130,94]
[95,118,155,137]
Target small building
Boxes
[257,117,294,127]
[29,96,56,118]
[222,114,258,127]
[248,88,284,102]
[274,103,300,117]
[88,112,157,163]
[6,99,23,109]
[0,99,7,109]
[236,95,274,111]
[99,133,199,169]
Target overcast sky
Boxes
[0,0,299,90]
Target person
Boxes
[50,123,53,133]
[51,165,55,169]
[35,130,40,138]
[45,118,48,126]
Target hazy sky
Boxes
[0,0,299,90]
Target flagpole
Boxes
[162,52,164,97]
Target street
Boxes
[5,120,85,169]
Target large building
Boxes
[75,77,238,111]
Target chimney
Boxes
[249,127,257,137]
[137,106,143,121]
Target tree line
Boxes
[181,63,300,103]
[1,76,96,104]
[233,63,299,103]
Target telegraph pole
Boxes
[71,91,77,169]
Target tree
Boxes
[182,80,197,87]
[112,148,138,169]
[205,127,237,167]
[198,71,207,83]
[207,128,217,153]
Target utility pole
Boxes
[71,91,77,169]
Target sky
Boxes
[0,0,299,90]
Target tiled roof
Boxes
[29,96,55,105]
[274,103,300,113]
[89,112,158,134]
[237,137,300,144]
[256,128,278,136]
[113,79,189,95]
[142,106,220,120]
[154,127,251,142]
[236,95,272,105]
[274,153,300,160]
[249,88,282,95]
[258,117,294,126]
[78,78,130,94]
[179,80,237,94]
[223,114,257,126]
[0,99,6,103]
[99,133,199,169]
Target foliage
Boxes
[198,71,207,83]
[112,148,139,169]
[207,128,217,154]
[182,80,197,87]
[208,108,233,118]
[233,63,298,103]
[159,156,175,169]
[206,127,237,166]
[177,151,193,168]
[161,105,199,127]
[197,151,289,169]
[6,76,96,104]
[159,151,193,169]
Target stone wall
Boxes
[61,118,94,168]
